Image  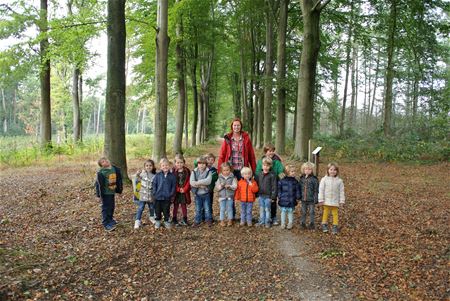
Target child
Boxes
[95,157,123,231]
[134,159,156,229]
[319,162,345,234]
[235,167,259,226]
[190,156,213,227]
[255,157,277,228]
[206,153,219,220]
[215,162,237,226]
[151,158,177,229]
[299,162,319,230]
[277,165,300,229]
[173,154,191,226]
[255,144,284,225]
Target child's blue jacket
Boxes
[277,176,301,208]
[152,171,176,201]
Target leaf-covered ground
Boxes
[0,154,448,300]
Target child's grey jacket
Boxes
[190,167,212,196]
[215,174,238,200]
[138,170,155,202]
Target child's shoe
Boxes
[265,223,271,228]
[149,216,156,224]
[280,224,286,229]
[240,221,245,227]
[272,219,279,226]
[227,220,233,227]
[300,223,307,229]
[247,221,253,227]
[134,220,141,229]
[155,221,161,229]
[179,220,188,226]
[309,223,315,230]
[192,222,201,228]
[105,224,116,231]
[322,224,328,233]
[207,221,213,227]
[220,221,226,227]
[164,221,172,229]
[332,225,339,235]
[287,223,293,230]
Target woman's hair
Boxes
[144,159,157,173]
[326,162,340,176]
[300,162,315,175]
[262,157,273,167]
[240,166,252,177]
[263,144,276,154]
[230,117,243,132]
[174,153,185,163]
[220,161,232,171]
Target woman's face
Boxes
[232,121,241,133]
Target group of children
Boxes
[95,144,345,234]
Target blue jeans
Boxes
[300,202,315,225]
[195,194,212,223]
[258,197,272,225]
[101,194,115,227]
[219,198,234,221]
[280,206,294,226]
[240,202,253,223]
[135,201,155,221]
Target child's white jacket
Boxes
[318,176,345,207]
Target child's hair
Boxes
[326,162,340,176]
[174,153,185,163]
[159,157,170,166]
[285,164,296,174]
[197,156,207,165]
[240,166,252,177]
[97,156,108,167]
[206,153,215,160]
[262,157,273,167]
[263,144,276,154]
[220,162,232,172]
[144,159,157,173]
[301,162,315,175]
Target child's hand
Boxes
[318,201,324,206]
[339,203,344,208]
[180,188,184,193]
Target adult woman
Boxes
[217,118,256,180]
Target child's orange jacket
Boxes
[235,179,259,202]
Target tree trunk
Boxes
[184,82,189,148]
[189,43,198,147]
[39,0,51,146]
[369,46,380,127]
[349,43,357,129]
[72,67,81,141]
[294,0,328,160]
[153,0,170,160]
[79,74,83,141]
[263,0,274,144]
[339,3,353,136]
[96,98,101,135]
[276,0,288,154]
[173,1,186,155]
[383,0,397,137]
[231,72,241,118]
[105,0,128,179]
[1,88,6,133]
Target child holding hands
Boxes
[319,162,345,234]
[235,167,259,226]
[173,154,191,226]
[191,156,213,227]
[152,158,177,229]
[255,157,277,228]
[299,162,319,230]
[215,162,237,226]
[134,159,156,229]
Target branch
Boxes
[48,20,107,30]
[126,17,158,31]
[311,0,331,12]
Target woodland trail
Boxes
[0,145,448,300]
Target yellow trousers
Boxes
[322,205,339,226]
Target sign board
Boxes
[312,146,322,155]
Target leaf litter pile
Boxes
[0,156,448,300]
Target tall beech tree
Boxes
[39,0,51,146]
[104,0,128,179]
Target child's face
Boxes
[288,169,296,177]
[222,166,231,176]
[265,149,275,159]
[175,159,184,170]
[328,166,338,177]
[100,159,111,168]
[262,164,271,173]
[304,167,313,176]
[144,162,154,172]
[243,172,251,180]
[198,162,206,171]
[207,156,215,166]
[160,162,170,173]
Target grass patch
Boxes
[319,248,346,259]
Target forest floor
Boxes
[0,144,449,301]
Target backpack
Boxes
[132,175,141,203]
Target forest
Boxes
[0,0,449,300]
